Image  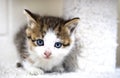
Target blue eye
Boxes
[36,39,44,46]
[54,42,62,48]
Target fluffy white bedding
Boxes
[0,63,120,78]
[63,0,118,72]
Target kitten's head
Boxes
[24,9,79,60]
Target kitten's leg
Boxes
[22,60,44,75]
[52,64,65,73]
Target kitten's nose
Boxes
[44,51,52,58]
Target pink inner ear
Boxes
[65,18,80,26]
[64,18,79,34]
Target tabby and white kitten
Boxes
[14,9,80,75]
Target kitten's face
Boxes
[24,9,79,60]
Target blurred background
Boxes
[0,0,120,68]
[117,0,120,67]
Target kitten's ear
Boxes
[23,9,37,28]
[65,18,80,33]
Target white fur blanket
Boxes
[63,0,118,72]
[0,63,120,78]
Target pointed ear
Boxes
[23,9,37,28]
[65,18,80,33]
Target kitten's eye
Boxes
[36,39,44,46]
[54,42,62,48]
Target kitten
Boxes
[14,9,80,75]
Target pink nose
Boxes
[44,51,52,58]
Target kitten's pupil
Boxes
[54,42,62,48]
[36,39,44,46]
[27,36,31,39]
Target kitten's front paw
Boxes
[27,67,44,75]
[53,66,64,73]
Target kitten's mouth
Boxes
[44,56,52,59]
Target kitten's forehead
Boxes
[44,30,59,41]
[26,16,72,48]
[43,30,60,47]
